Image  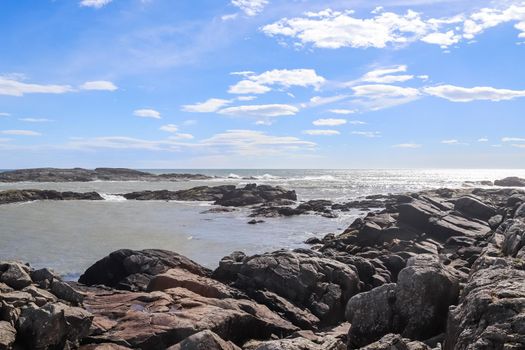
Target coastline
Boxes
[1,175,525,349]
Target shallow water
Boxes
[1,168,525,278]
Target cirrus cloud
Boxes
[133,109,161,119]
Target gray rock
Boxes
[166,330,240,350]
[51,280,85,304]
[358,334,430,350]
[0,321,16,350]
[494,177,525,187]
[0,262,32,290]
[454,196,496,221]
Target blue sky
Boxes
[1,0,525,168]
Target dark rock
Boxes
[494,176,525,187]
[0,189,104,205]
[0,262,32,290]
[248,219,265,224]
[78,249,211,291]
[51,280,85,304]
[454,196,496,221]
[215,184,297,207]
[358,334,430,350]
[17,302,93,349]
[214,249,360,325]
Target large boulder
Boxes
[0,263,32,290]
[395,255,460,340]
[345,255,460,346]
[494,177,525,187]
[444,262,525,350]
[17,302,93,349]
[214,249,361,325]
[78,249,211,291]
[167,330,240,350]
[454,196,496,221]
[345,284,397,347]
[358,334,430,350]
[215,184,297,207]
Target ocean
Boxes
[1,168,525,279]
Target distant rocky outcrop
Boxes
[0,189,103,205]
[0,168,212,182]
[494,176,525,187]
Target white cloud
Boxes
[237,95,257,101]
[19,118,53,123]
[182,98,232,113]
[424,85,525,102]
[80,0,112,8]
[159,124,179,133]
[0,113,10,117]
[231,0,268,16]
[352,131,381,138]
[361,65,414,84]
[80,80,118,91]
[222,13,238,21]
[392,143,422,148]
[133,109,161,119]
[502,137,525,142]
[421,30,461,47]
[513,144,525,148]
[218,104,299,117]
[169,133,194,140]
[303,129,340,136]
[304,95,348,108]
[352,84,421,110]
[313,118,347,126]
[329,109,355,115]
[228,80,271,94]
[262,3,525,50]
[0,75,74,97]
[477,138,489,142]
[349,120,366,125]
[229,69,325,95]
[441,139,459,144]
[1,130,41,136]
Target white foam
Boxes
[100,193,127,202]
[227,173,242,179]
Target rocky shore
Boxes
[1,183,525,349]
[0,168,212,182]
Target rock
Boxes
[0,321,16,350]
[215,184,297,207]
[124,185,235,201]
[0,189,103,205]
[249,336,345,350]
[17,302,93,349]
[213,249,360,325]
[79,344,133,350]
[0,262,32,290]
[345,284,398,347]
[398,198,491,241]
[494,176,525,187]
[147,267,245,299]
[395,254,460,340]
[454,196,496,221]
[358,334,431,350]
[444,263,525,350]
[78,249,211,291]
[488,214,503,229]
[0,167,211,182]
[167,330,241,350]
[247,219,265,224]
[51,280,85,304]
[83,286,297,349]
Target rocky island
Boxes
[0,168,212,182]
[1,182,525,350]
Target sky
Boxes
[0,0,525,169]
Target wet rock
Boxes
[214,249,360,325]
[0,189,103,205]
[215,184,297,207]
[167,330,241,350]
[78,249,211,291]
[247,219,265,225]
[494,176,525,187]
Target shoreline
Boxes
[1,182,524,349]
